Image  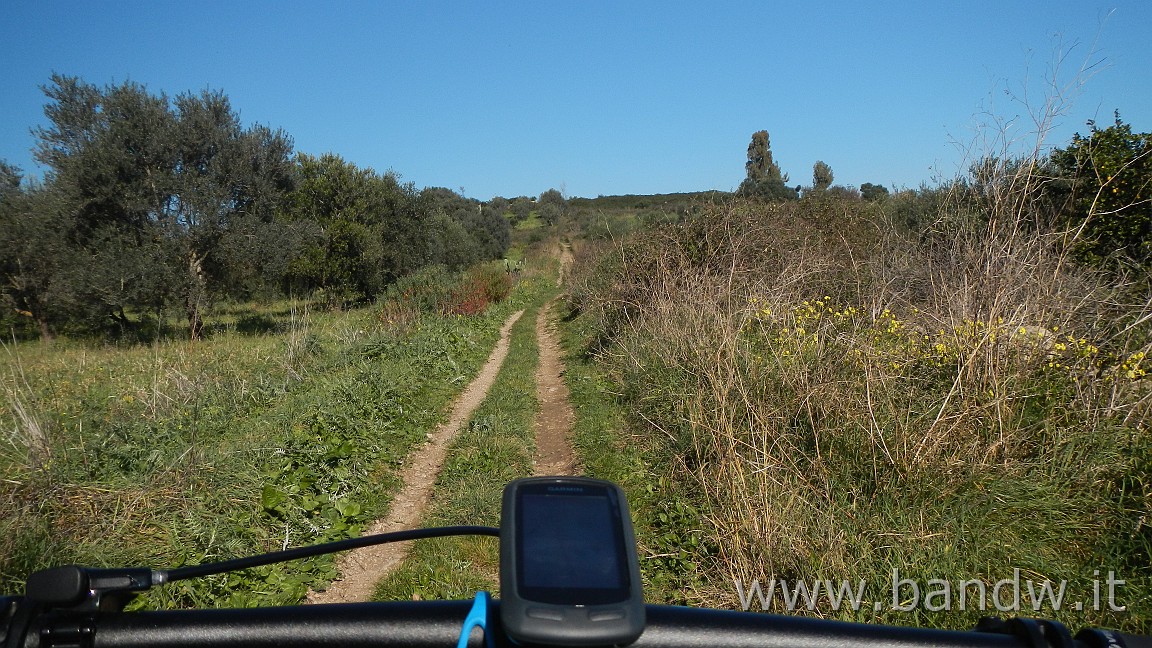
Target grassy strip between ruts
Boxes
[371,284,556,601]
[369,278,719,606]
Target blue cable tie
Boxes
[456,590,494,648]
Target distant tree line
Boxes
[0,75,511,340]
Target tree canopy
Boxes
[860,182,890,202]
[21,74,298,338]
[1051,112,1152,268]
[738,130,797,201]
[0,75,512,340]
[812,161,833,191]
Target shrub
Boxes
[444,264,513,317]
[567,188,1151,629]
[378,263,513,320]
[380,265,457,314]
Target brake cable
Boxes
[24,525,500,611]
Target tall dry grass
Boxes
[567,162,1150,628]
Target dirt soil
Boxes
[307,309,524,604]
[308,265,582,602]
[556,242,575,287]
[532,299,578,476]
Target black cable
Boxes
[163,525,500,582]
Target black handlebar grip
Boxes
[25,566,88,606]
[1117,634,1152,648]
[1077,628,1152,648]
[635,605,1028,648]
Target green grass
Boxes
[0,276,539,607]
[369,274,717,606]
[514,212,544,230]
[371,283,554,601]
[557,304,718,607]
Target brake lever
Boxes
[25,566,160,611]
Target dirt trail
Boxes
[307,309,524,604]
[532,300,577,476]
[556,242,575,288]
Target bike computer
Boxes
[499,476,644,646]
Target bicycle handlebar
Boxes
[3,523,1146,648]
[3,597,1148,648]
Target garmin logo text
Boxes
[546,486,585,493]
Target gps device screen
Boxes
[500,477,645,646]
[518,492,626,601]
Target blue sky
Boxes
[1,1,1149,200]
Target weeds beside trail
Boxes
[565,189,1150,630]
[307,307,525,604]
[0,263,537,608]
[371,283,554,601]
[558,318,717,606]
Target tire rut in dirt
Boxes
[307,309,525,604]
[532,299,577,476]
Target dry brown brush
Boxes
[567,186,1150,628]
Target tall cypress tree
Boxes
[738,130,796,201]
[812,161,834,191]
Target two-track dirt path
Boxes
[308,309,524,604]
[309,291,579,603]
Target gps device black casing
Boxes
[499,476,645,646]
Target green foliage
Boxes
[738,130,798,201]
[381,265,460,314]
[21,74,297,339]
[0,160,20,197]
[538,188,567,225]
[744,130,780,183]
[379,263,514,319]
[446,265,514,316]
[738,175,799,201]
[420,187,511,267]
[881,185,953,233]
[555,310,714,605]
[283,153,418,304]
[638,479,713,602]
[372,292,551,602]
[568,191,726,212]
[3,75,515,342]
[0,293,527,606]
[1052,112,1152,268]
[0,181,71,338]
[487,195,510,218]
[812,160,834,191]
[507,196,534,225]
[860,182,890,202]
